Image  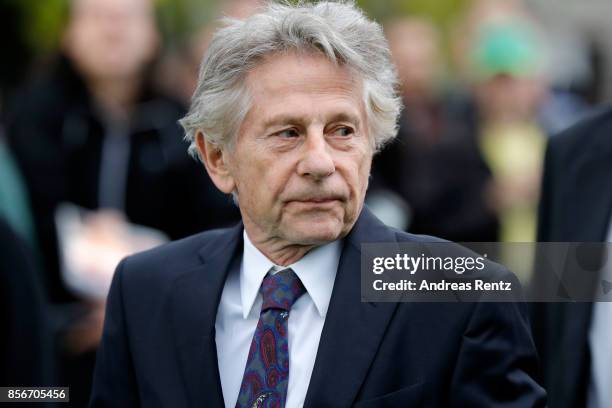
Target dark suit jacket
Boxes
[91,208,545,407]
[531,107,612,408]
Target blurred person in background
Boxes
[455,1,550,281]
[0,217,53,391]
[469,18,548,244]
[0,1,54,393]
[457,0,591,245]
[5,0,239,404]
[0,0,37,250]
[531,107,612,408]
[369,17,498,241]
[0,126,38,257]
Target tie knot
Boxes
[260,268,306,312]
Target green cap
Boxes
[471,22,543,79]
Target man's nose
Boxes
[296,131,335,180]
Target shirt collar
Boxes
[240,230,341,319]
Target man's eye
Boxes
[332,126,354,137]
[277,129,300,138]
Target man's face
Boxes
[225,51,372,246]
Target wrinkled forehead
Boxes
[243,51,367,125]
[246,50,362,96]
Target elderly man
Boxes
[91,2,545,407]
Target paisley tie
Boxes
[235,268,306,408]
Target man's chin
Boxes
[282,217,345,245]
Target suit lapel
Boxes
[168,209,407,406]
[304,209,401,407]
[171,223,243,408]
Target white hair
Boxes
[180,0,401,158]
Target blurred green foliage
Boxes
[155,0,218,46]
[358,0,468,27]
[6,0,68,53]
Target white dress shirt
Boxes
[215,230,341,408]
[587,217,612,408]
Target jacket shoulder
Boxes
[550,105,612,158]
[391,230,515,283]
[118,225,238,287]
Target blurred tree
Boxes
[4,0,219,54]
[358,0,469,27]
[156,0,218,47]
[25,0,68,53]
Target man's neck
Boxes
[87,75,141,122]
[242,222,317,266]
[247,235,315,266]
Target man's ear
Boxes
[195,131,236,194]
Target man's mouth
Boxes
[287,196,344,206]
[300,198,337,203]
